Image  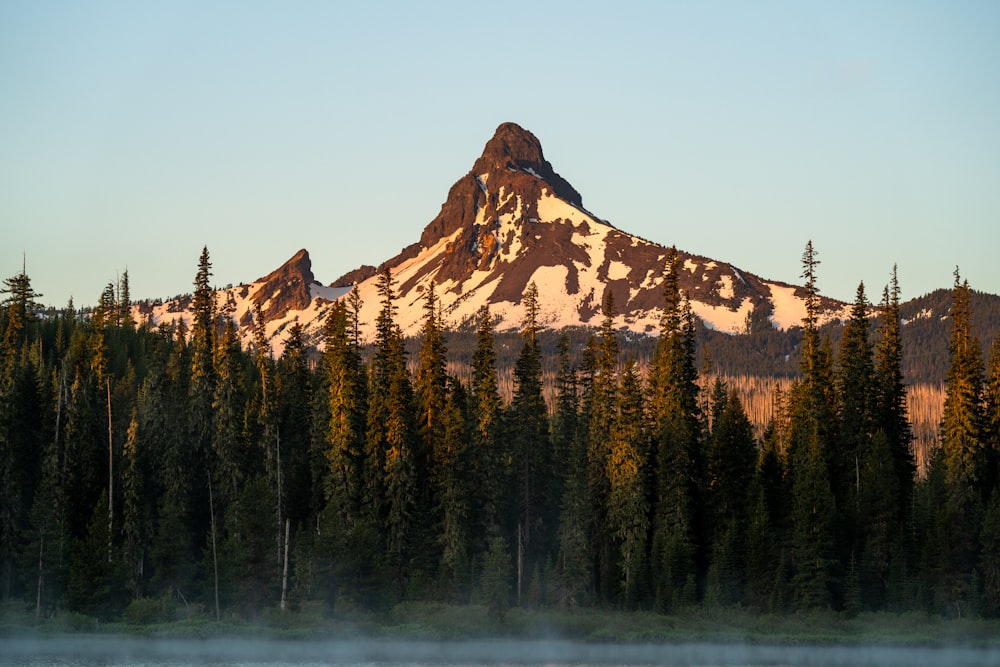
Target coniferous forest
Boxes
[2,243,1000,626]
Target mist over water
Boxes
[3,637,999,667]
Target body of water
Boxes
[2,637,999,667]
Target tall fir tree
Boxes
[469,306,504,554]
[705,388,757,606]
[874,267,915,530]
[837,283,875,515]
[554,333,589,607]
[606,358,648,607]
[508,282,552,603]
[415,282,449,573]
[647,247,702,610]
[935,269,987,613]
[366,267,417,596]
[587,292,619,602]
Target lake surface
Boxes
[2,637,999,667]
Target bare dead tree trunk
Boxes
[208,474,220,621]
[517,523,524,607]
[35,534,44,620]
[280,518,290,611]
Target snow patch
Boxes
[767,283,807,331]
[607,260,630,281]
[691,297,755,334]
[536,192,597,226]
[716,274,735,300]
[683,259,698,273]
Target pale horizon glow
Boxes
[2,2,998,309]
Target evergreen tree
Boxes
[322,302,367,523]
[366,267,417,595]
[554,334,589,607]
[212,319,248,505]
[0,328,47,599]
[469,306,504,553]
[121,408,150,600]
[508,282,552,603]
[984,332,1000,498]
[118,270,134,330]
[937,269,986,613]
[22,369,69,616]
[607,359,648,607]
[980,489,1000,616]
[0,263,43,360]
[858,430,901,610]
[705,388,757,606]
[648,248,701,610]
[873,267,915,536]
[790,429,836,609]
[838,283,875,517]
[434,378,472,598]
[277,322,314,528]
[587,292,619,601]
[415,282,448,572]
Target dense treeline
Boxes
[1,244,999,623]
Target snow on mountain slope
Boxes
[137,123,850,352]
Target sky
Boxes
[2,1,998,309]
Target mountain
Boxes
[134,249,349,354]
[135,123,994,357]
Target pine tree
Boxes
[118,270,134,330]
[937,269,986,613]
[838,283,875,512]
[469,306,504,553]
[212,319,248,505]
[587,292,619,601]
[277,322,314,528]
[791,429,836,609]
[554,334,589,607]
[509,282,552,602]
[366,267,417,595]
[607,359,648,607]
[121,408,149,600]
[415,282,449,571]
[705,388,757,606]
[0,323,47,599]
[648,248,702,610]
[858,430,901,610]
[22,370,69,616]
[874,267,915,536]
[322,302,367,523]
[984,332,1000,499]
[434,378,472,598]
[980,489,1000,616]
[0,263,43,361]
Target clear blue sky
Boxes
[2,1,998,308]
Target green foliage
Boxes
[2,244,999,624]
[481,536,511,621]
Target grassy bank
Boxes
[3,600,1000,648]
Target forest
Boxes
[1,242,999,626]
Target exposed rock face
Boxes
[331,121,848,338]
[245,248,315,324]
[140,122,851,352]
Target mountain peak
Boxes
[472,122,582,207]
[474,122,545,172]
[247,249,316,323]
